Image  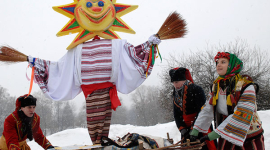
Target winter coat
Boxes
[173,82,206,131]
[0,110,52,150]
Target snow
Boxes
[28,110,270,149]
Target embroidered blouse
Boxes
[193,85,263,146]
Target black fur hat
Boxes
[169,67,186,82]
[16,94,37,110]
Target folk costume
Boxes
[0,95,53,150]
[169,68,216,150]
[191,52,265,150]
[25,0,162,144]
[28,39,159,144]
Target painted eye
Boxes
[98,1,104,7]
[86,2,92,8]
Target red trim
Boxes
[194,125,208,132]
[62,19,80,32]
[216,129,244,143]
[60,4,76,15]
[185,68,194,83]
[112,18,129,29]
[183,113,197,127]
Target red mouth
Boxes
[79,6,112,23]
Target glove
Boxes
[189,129,199,142]
[27,55,36,67]
[207,131,220,141]
[200,130,220,143]
[180,128,190,140]
[148,34,161,45]
[199,135,209,143]
[47,146,56,150]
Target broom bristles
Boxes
[0,46,27,63]
[157,11,187,40]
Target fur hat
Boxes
[16,94,37,111]
[169,67,194,83]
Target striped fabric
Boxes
[85,88,112,144]
[216,85,257,146]
[217,134,265,150]
[81,39,112,85]
[125,41,154,79]
[33,58,50,93]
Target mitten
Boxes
[148,34,161,45]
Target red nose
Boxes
[91,7,102,12]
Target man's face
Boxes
[172,80,186,89]
[21,105,36,117]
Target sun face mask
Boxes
[53,0,138,50]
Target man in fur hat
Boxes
[169,67,216,150]
[0,94,55,150]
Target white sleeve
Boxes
[45,45,82,101]
[111,39,148,94]
[193,93,214,133]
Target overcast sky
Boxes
[0,0,269,108]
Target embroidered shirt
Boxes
[194,85,263,146]
[32,39,155,101]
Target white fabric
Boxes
[27,55,35,67]
[216,88,228,116]
[148,34,161,45]
[194,85,257,146]
[43,39,148,101]
[215,85,256,146]
[111,39,146,94]
[193,93,214,133]
[44,45,82,101]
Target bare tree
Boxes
[129,85,167,126]
[74,103,87,128]
[111,97,130,125]
[159,39,270,111]
[33,91,54,135]
[0,86,16,134]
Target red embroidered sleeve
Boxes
[3,114,21,150]
[32,115,53,149]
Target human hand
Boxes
[180,128,190,140]
[189,129,199,142]
[47,146,56,150]
[199,135,209,143]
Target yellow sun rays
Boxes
[53,0,138,50]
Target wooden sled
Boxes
[55,144,103,150]
[55,140,204,150]
[55,133,204,150]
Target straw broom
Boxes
[0,46,27,63]
[156,11,187,40]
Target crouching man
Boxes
[0,94,55,150]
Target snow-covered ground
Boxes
[29,110,270,149]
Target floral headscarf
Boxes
[211,52,245,106]
[214,52,243,79]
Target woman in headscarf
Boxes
[189,52,265,150]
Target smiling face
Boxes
[74,0,116,32]
[216,58,229,76]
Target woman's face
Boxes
[216,58,229,76]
